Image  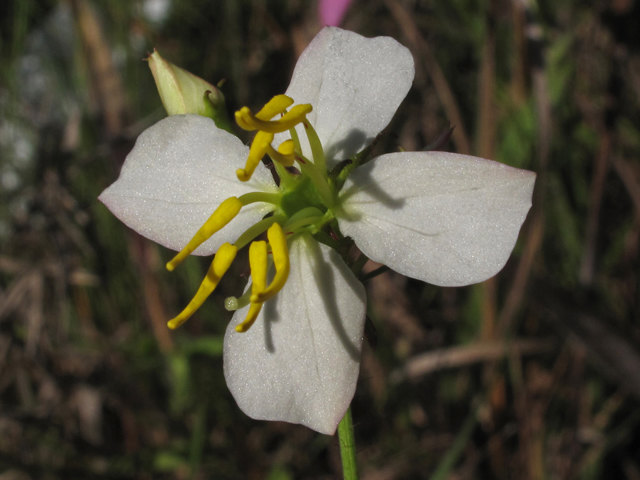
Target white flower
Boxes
[99,27,535,435]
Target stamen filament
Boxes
[296,156,334,208]
[304,121,326,175]
[284,206,325,227]
[167,243,237,329]
[238,192,281,206]
[251,223,290,303]
[233,215,287,250]
[272,161,296,189]
[166,197,242,271]
[284,216,324,234]
[288,124,302,153]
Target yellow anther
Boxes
[236,131,275,182]
[166,197,242,271]
[255,95,294,121]
[234,240,267,333]
[238,104,313,133]
[251,223,290,303]
[266,139,296,167]
[278,139,295,156]
[235,302,263,333]
[235,95,294,132]
[167,243,237,329]
[234,109,251,131]
[248,240,268,293]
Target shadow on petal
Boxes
[259,236,364,361]
[326,128,368,164]
[339,159,406,213]
[263,297,278,353]
[306,239,361,362]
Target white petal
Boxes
[274,27,414,166]
[338,152,536,286]
[223,235,366,435]
[99,115,277,255]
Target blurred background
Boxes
[1,0,640,478]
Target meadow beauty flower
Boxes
[99,27,535,434]
[319,0,354,26]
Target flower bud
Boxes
[148,49,233,132]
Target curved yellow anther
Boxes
[266,139,296,167]
[166,197,242,271]
[235,95,294,131]
[278,139,295,156]
[255,95,294,121]
[248,240,268,293]
[235,240,267,333]
[235,303,264,333]
[234,109,253,131]
[236,131,275,182]
[167,243,237,329]
[238,104,313,133]
[251,223,290,303]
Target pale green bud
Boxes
[148,49,233,132]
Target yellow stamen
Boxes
[235,95,294,131]
[266,139,296,167]
[277,138,296,156]
[251,223,290,303]
[235,240,268,333]
[166,197,242,271]
[255,95,294,121]
[236,131,274,182]
[248,240,268,293]
[167,243,237,329]
[234,110,253,131]
[237,104,313,133]
[235,303,263,333]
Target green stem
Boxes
[338,406,359,480]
